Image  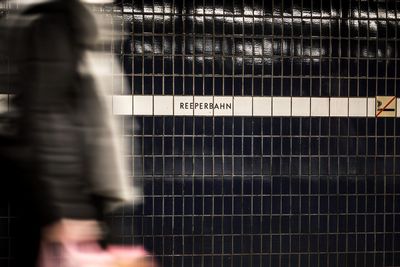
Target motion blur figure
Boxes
[0,0,138,266]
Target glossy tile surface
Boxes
[114,1,400,266]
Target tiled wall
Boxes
[116,1,400,266]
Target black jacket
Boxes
[3,0,102,226]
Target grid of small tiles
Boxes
[111,1,399,267]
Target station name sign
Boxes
[112,95,400,117]
[179,101,232,110]
[174,96,233,115]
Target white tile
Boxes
[253,97,272,116]
[233,97,253,116]
[367,98,376,117]
[194,96,214,116]
[174,96,195,116]
[113,95,132,115]
[291,97,310,117]
[397,99,400,117]
[154,95,173,115]
[330,98,348,117]
[213,97,233,116]
[349,98,367,117]
[272,97,291,116]
[311,97,329,116]
[133,95,153,115]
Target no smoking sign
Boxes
[376,96,397,117]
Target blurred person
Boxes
[0,0,140,266]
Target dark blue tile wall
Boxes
[102,1,400,266]
[110,1,400,266]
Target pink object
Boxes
[108,246,156,267]
[38,242,154,267]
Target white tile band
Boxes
[112,95,383,117]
